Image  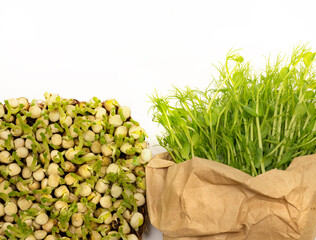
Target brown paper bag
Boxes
[146,152,316,240]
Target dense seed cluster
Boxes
[0,93,151,240]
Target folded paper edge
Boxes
[148,152,316,180]
[146,152,316,240]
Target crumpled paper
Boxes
[146,152,316,240]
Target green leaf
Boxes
[191,133,200,147]
[303,52,315,67]
[305,90,315,100]
[261,123,270,139]
[277,150,294,167]
[280,67,289,79]
[248,141,256,155]
[294,103,306,117]
[307,103,315,115]
[254,147,263,169]
[310,81,316,89]
[258,103,264,117]
[210,111,218,127]
[264,156,272,168]
[233,55,244,63]
[244,106,258,117]
[307,121,316,132]
[180,142,191,160]
[232,72,244,87]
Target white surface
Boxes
[0,1,316,239]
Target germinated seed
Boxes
[4,203,17,216]
[35,213,49,225]
[3,215,14,223]
[0,205,3,217]
[14,138,25,149]
[0,95,151,239]
[33,169,45,181]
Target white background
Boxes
[1,1,316,239]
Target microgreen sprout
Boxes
[150,45,316,176]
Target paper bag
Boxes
[146,153,316,240]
